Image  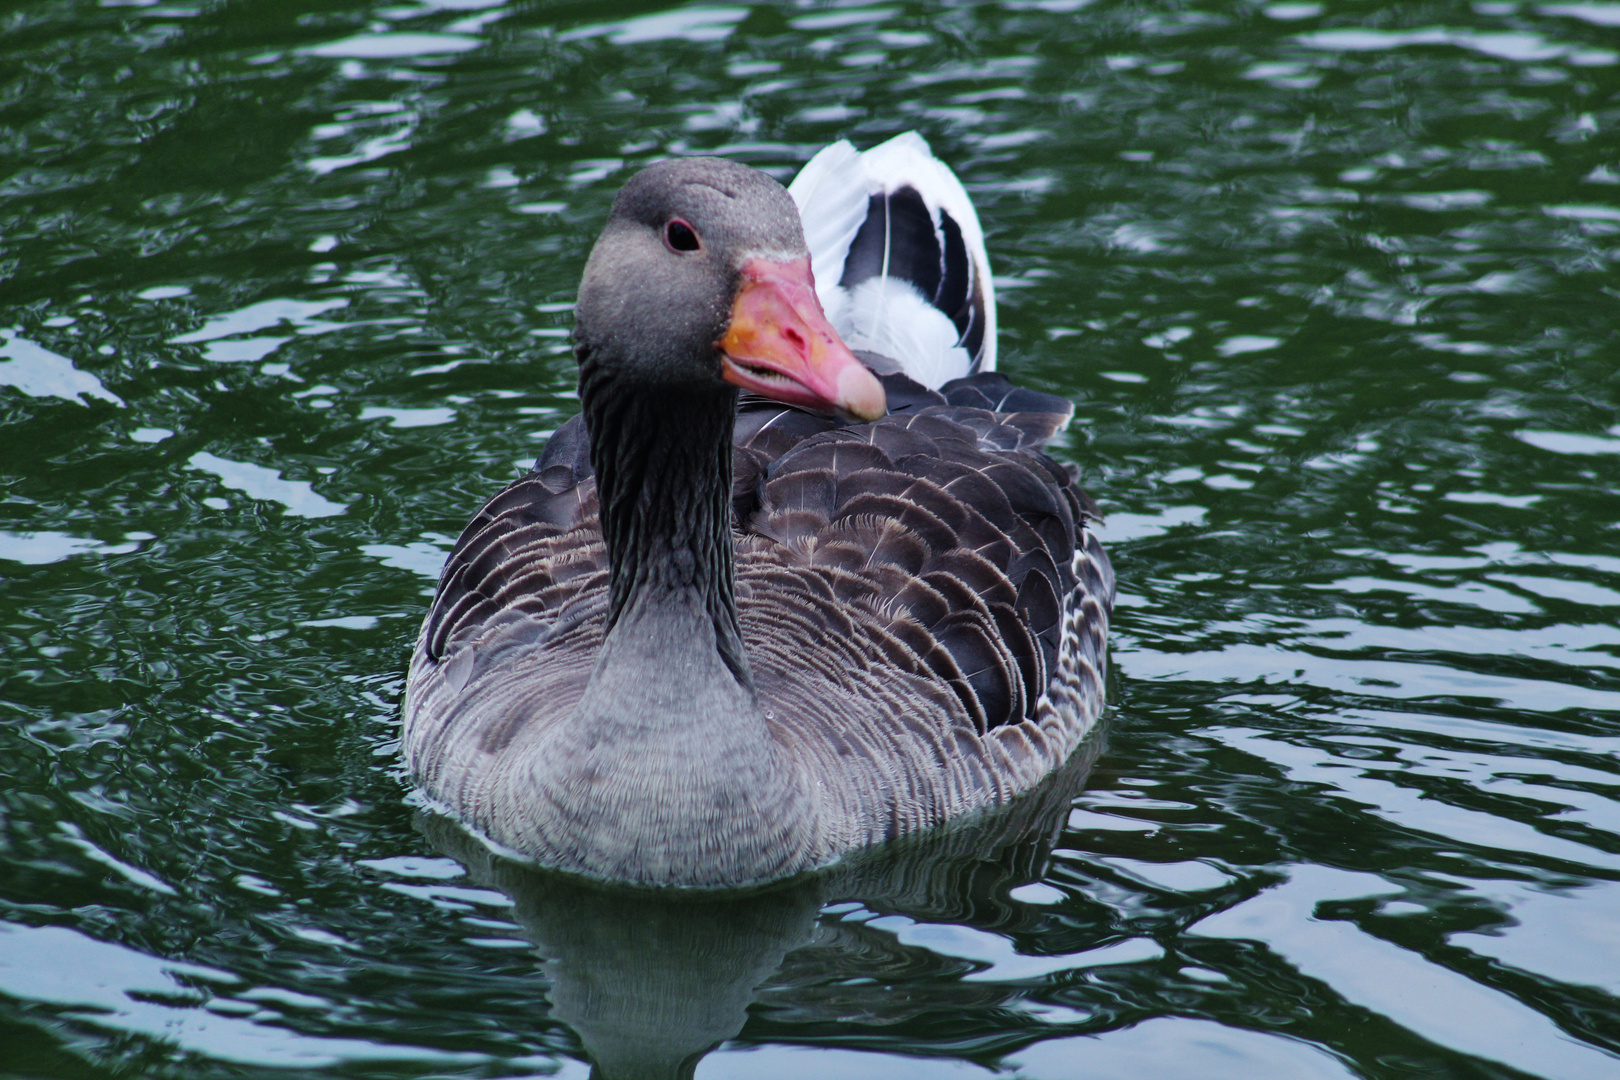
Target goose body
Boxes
[403,136,1113,888]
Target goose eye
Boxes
[664,218,701,253]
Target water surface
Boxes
[2,1,1618,1077]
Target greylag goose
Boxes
[403,134,1113,888]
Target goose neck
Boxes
[580,362,750,688]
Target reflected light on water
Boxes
[1,0,1617,1077]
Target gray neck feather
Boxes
[580,353,751,688]
[551,348,819,886]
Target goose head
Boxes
[574,156,886,421]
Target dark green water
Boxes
[3,1,1618,1077]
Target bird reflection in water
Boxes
[417,733,1104,1080]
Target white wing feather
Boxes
[788,132,998,387]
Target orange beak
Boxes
[718,257,886,422]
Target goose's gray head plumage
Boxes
[575,157,885,420]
